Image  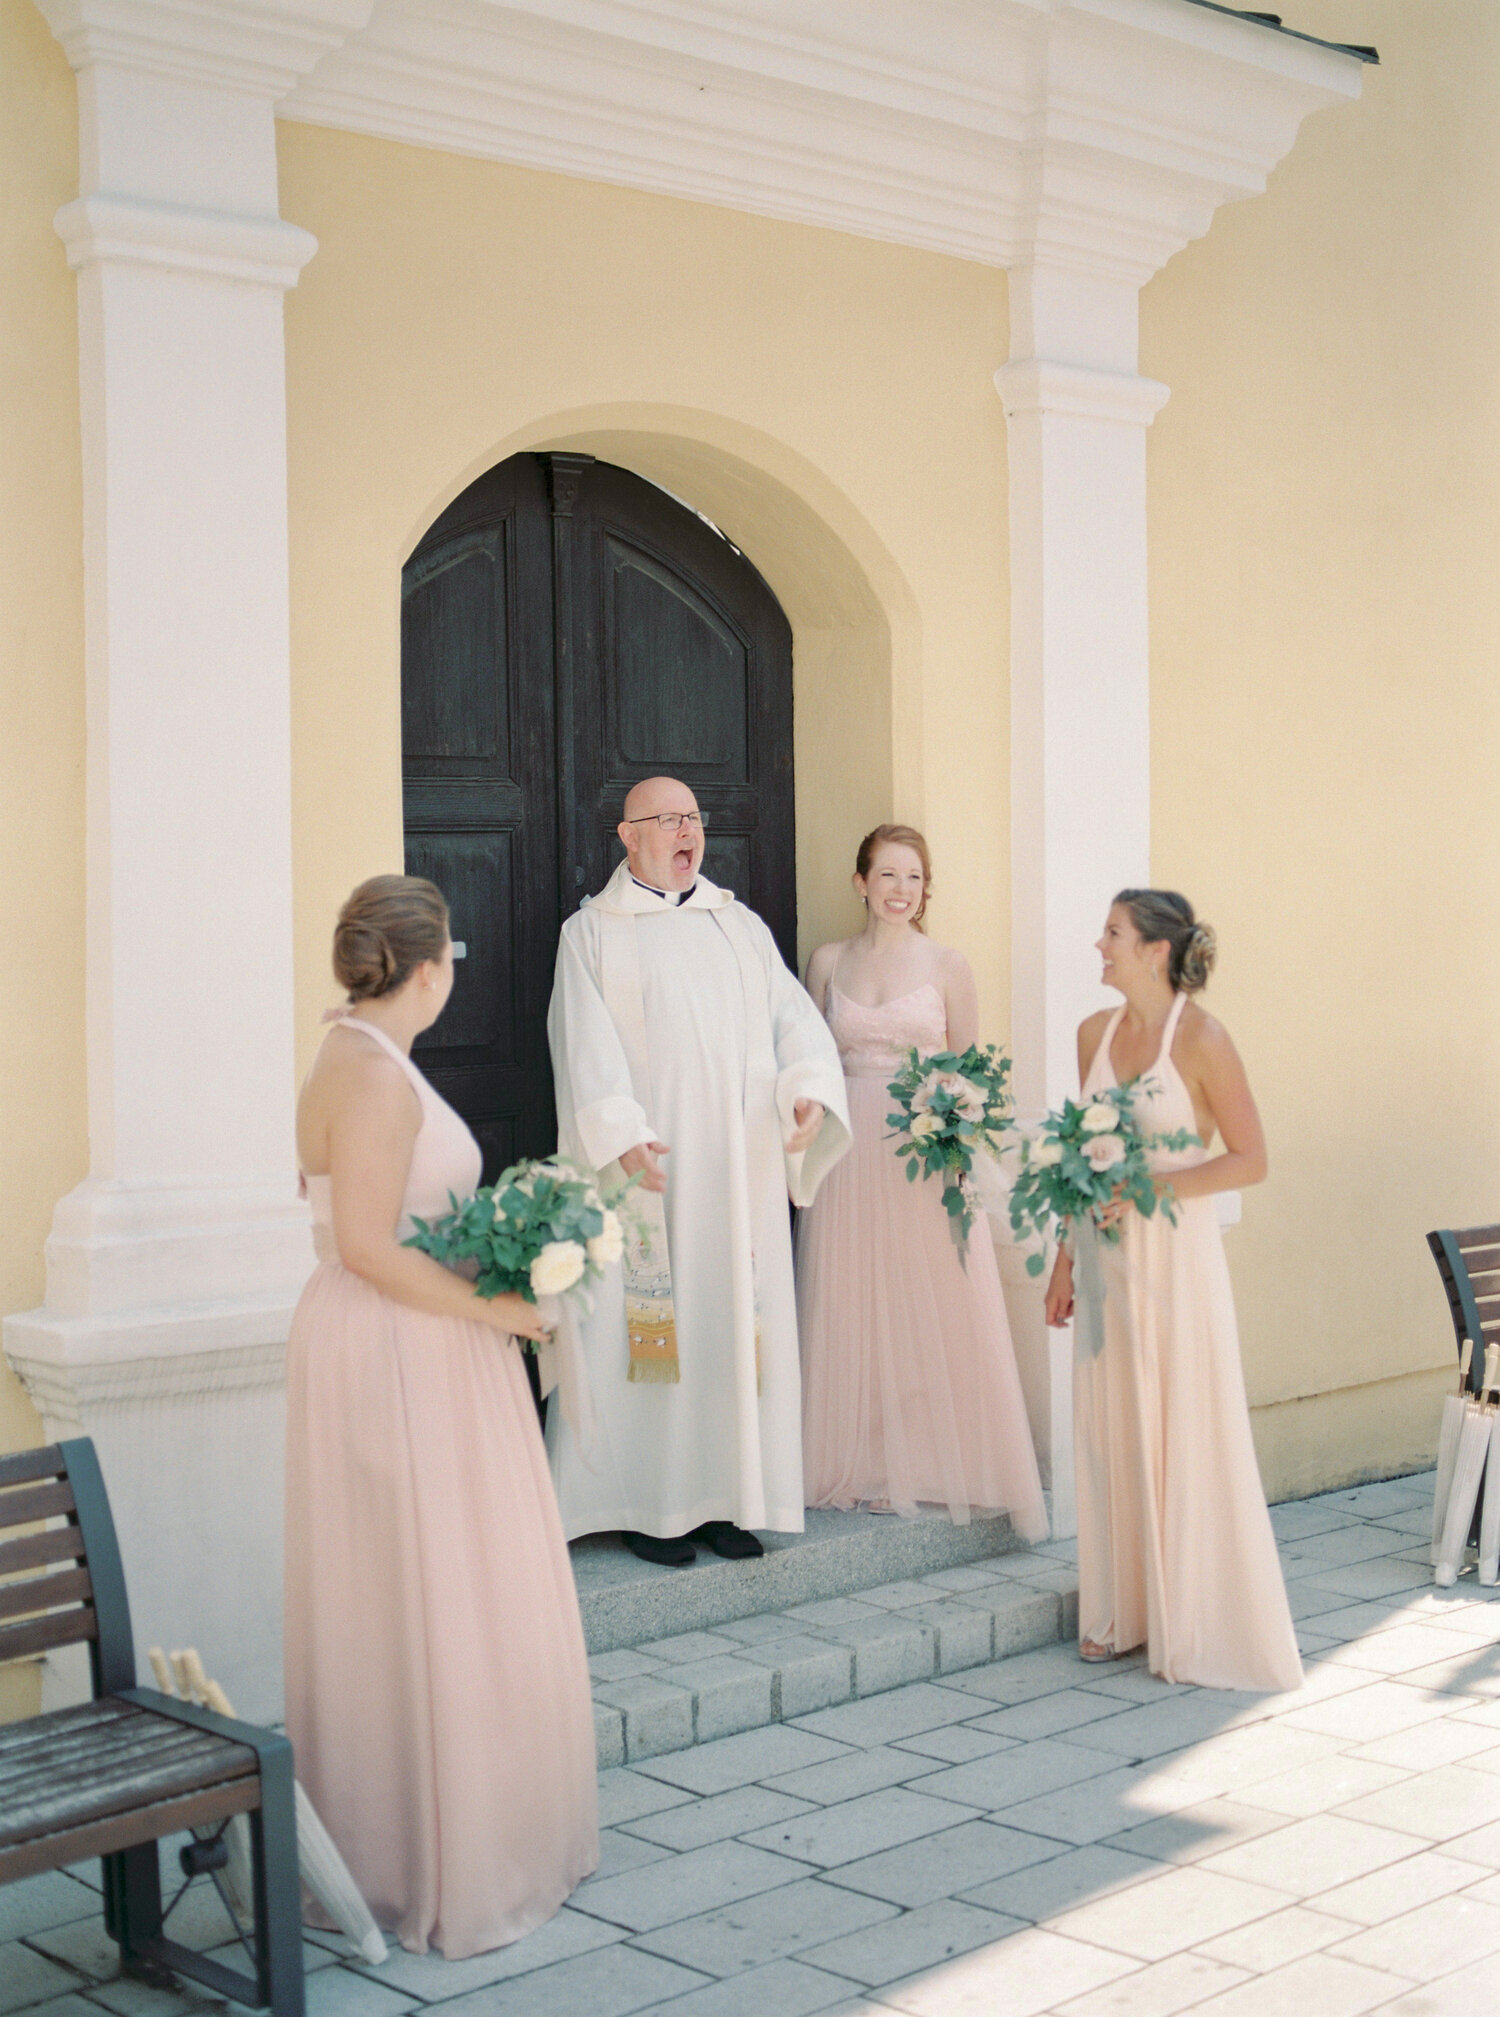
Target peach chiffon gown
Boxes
[797,977,1048,1535]
[1074,990,1302,1692]
[283,1014,598,1959]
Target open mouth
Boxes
[673,846,695,873]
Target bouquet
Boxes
[404,1157,631,1340]
[1007,1079,1198,1276]
[886,1044,1014,1253]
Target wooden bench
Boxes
[0,1439,304,2015]
[1427,1223,1500,1396]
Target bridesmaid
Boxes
[284,875,598,1958]
[798,826,1047,1535]
[1045,889,1301,1692]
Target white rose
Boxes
[909,1112,944,1139]
[530,1240,588,1297]
[1029,1138,1064,1167]
[587,1211,624,1269]
[1081,1102,1120,1134]
[1084,1134,1126,1172]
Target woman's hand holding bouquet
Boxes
[886,1044,1014,1257]
[1008,1080,1198,1277]
[404,1159,634,1346]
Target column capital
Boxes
[995,360,1170,429]
[34,0,372,99]
[55,193,317,286]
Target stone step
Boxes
[572,1504,1042,1657]
[587,1544,1080,1770]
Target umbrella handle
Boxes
[1461,1337,1474,1392]
[1485,1341,1500,1405]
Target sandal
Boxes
[1079,1638,1119,1663]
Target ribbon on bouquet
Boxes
[1072,1215,1109,1362]
[534,1293,600,1469]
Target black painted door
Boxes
[402,453,795,1177]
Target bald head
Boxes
[618,777,705,893]
[623,776,696,822]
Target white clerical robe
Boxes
[545,861,851,1539]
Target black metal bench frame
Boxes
[0,1438,304,2016]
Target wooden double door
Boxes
[401,453,796,1178]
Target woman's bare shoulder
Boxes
[1175,998,1236,1062]
[1078,1007,1114,1042]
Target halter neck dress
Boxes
[1075,992,1301,1691]
[796,973,1047,1535]
[284,1013,598,1959]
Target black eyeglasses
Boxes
[626,812,708,831]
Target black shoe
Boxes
[689,1521,765,1560]
[622,1530,697,1568]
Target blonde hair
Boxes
[333,875,449,1001]
[857,824,933,930]
[1114,888,1217,993]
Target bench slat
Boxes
[0,1447,66,1491]
[0,1714,215,1805]
[0,1607,97,1663]
[0,1527,87,1578]
[0,1725,257,1848]
[1457,1226,1500,1250]
[0,1566,92,1625]
[0,1481,76,1532]
[0,1775,262,1886]
[0,1697,136,1765]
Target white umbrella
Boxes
[1435,1343,1500,1589]
[1480,1417,1500,1587]
[150,1647,388,1967]
[1432,1337,1474,1564]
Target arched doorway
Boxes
[401,451,796,1176]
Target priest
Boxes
[545,776,851,1566]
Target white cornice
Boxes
[274,0,1367,281]
[997,358,1170,425]
[36,0,374,97]
[55,193,319,282]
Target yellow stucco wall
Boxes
[0,0,83,1457]
[1143,0,1499,1496]
[275,125,1011,1064]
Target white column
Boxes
[4,0,365,1718]
[997,265,1169,1539]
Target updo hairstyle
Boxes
[333,875,449,1002]
[1113,888,1217,994]
[856,824,933,930]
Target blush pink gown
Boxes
[1074,991,1302,1692]
[796,981,1048,1536]
[284,1015,598,1959]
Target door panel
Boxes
[402,452,795,1176]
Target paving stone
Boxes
[993,1760,1202,1847]
[668,1654,775,1742]
[1051,1951,1248,2017]
[742,1787,982,1870]
[891,1725,1016,1765]
[1294,1559,1434,1602]
[899,1602,994,1672]
[81,1975,219,2017]
[911,1736,1121,1813]
[875,1922,1135,2017]
[1269,1503,1365,1541]
[963,1586,1065,1660]
[645,1956,863,2017]
[1281,1524,1425,1569]
[1197,1812,1430,1895]
[635,1723,852,1796]
[593,1826,675,1879]
[637,1630,744,1664]
[826,1818,1064,1908]
[1310,1848,1485,1924]
[959,1840,1160,1924]
[716,1612,818,1645]
[632,1876,899,1978]
[816,1614,936,1697]
[301,1971,419,2017]
[1063,1689,1268,1763]
[854,1580,951,1611]
[1175,1951,1409,2017]
[1193,1903,1351,1970]
[1325,1890,1500,1979]
[1102,1796,1293,1866]
[793,1683,981,1750]
[351,1907,623,1995]
[571,1838,809,1933]
[762,1745,944,1807]
[1143,1720,1345,1799]
[726,1637,854,1717]
[591,1673,696,1762]
[8,2000,103,2017]
[801,1897,1022,1987]
[19,1919,120,1983]
[1350,1717,1493,1772]
[967,1687,1132,1743]
[619,1785,815,1853]
[783,1599,888,1630]
[1045,1863,1293,1961]
[932,1642,1090,1707]
[1325,1621,1489,1676]
[595,1700,626,1770]
[0,1879,97,1944]
[1372,1952,1500,2016]
[920,1565,1013,1594]
[430,1942,709,2016]
[1280,1678,1454,1743]
[589,1649,665,1681]
[595,1766,695,1828]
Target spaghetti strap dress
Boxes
[1074,991,1301,1692]
[796,976,1047,1535]
[283,1014,598,1959]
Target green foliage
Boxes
[404,1157,635,1312]
[1008,1079,1199,1274]
[885,1044,1014,1255]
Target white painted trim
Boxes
[997,359,1171,428]
[55,194,318,285]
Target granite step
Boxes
[584,1533,1080,1770]
[572,1504,1046,1656]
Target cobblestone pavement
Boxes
[10,1472,1500,2016]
